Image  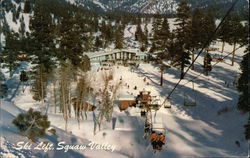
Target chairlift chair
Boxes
[164,98,171,108]
[141,110,146,117]
[183,81,197,107]
[183,94,196,107]
[150,124,166,152]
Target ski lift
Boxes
[150,124,166,152]
[164,98,171,108]
[183,81,197,107]
[141,110,146,117]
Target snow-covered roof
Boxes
[85,49,147,59]
[118,95,136,101]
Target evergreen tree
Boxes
[150,16,163,53]
[24,0,31,13]
[115,25,124,49]
[16,6,21,19]
[200,10,216,49]
[58,12,84,67]
[142,23,149,51]
[237,45,249,113]
[172,47,191,79]
[19,15,26,38]
[227,15,244,66]
[218,16,231,57]
[12,9,17,24]
[135,21,143,41]
[29,0,56,103]
[173,0,192,79]
[94,36,103,50]
[31,64,49,102]
[174,0,192,50]
[190,8,203,70]
[29,0,55,70]
[12,108,50,142]
[237,19,249,139]
[158,18,171,52]
[2,31,21,77]
[100,21,114,48]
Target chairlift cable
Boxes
[162,0,240,106]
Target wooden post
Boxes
[191,49,195,70]
[231,42,236,66]
[160,69,163,86]
[221,41,225,58]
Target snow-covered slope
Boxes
[1,38,248,157]
[67,0,248,14]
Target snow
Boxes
[1,41,248,157]
[5,11,19,32]
[92,0,107,11]
[0,15,249,157]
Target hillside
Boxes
[0,0,249,157]
[0,23,248,157]
[67,0,248,14]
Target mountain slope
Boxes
[68,0,248,14]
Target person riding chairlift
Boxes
[150,131,166,151]
[157,133,165,150]
[150,131,158,149]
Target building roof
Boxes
[85,49,147,59]
[118,95,136,101]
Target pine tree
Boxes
[200,10,216,49]
[31,64,50,102]
[142,23,149,51]
[29,0,55,70]
[227,15,244,66]
[237,45,249,113]
[94,36,102,50]
[135,21,143,41]
[150,16,163,53]
[16,6,21,19]
[173,0,192,79]
[19,15,26,38]
[100,21,114,48]
[24,0,31,13]
[159,18,171,52]
[218,16,231,57]
[2,31,21,77]
[190,8,203,70]
[174,0,192,50]
[237,19,249,139]
[12,108,50,142]
[115,25,124,49]
[58,12,83,67]
[29,0,56,104]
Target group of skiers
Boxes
[150,131,165,151]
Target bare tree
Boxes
[74,74,91,129]
[58,60,76,132]
[93,70,121,134]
